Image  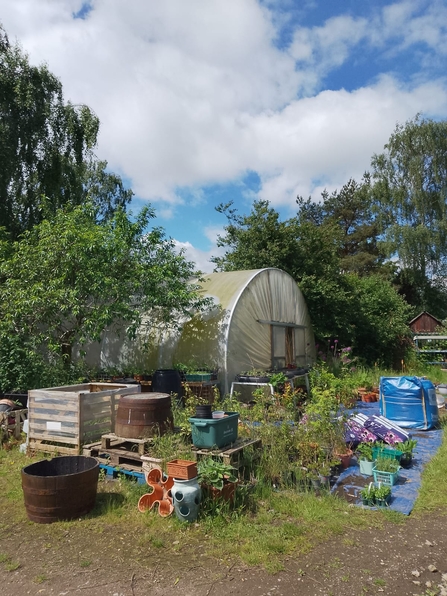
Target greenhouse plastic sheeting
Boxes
[380,376,439,430]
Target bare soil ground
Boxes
[1,505,447,596]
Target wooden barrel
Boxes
[115,393,173,439]
[21,456,99,524]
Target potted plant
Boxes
[197,458,238,502]
[236,368,271,384]
[372,456,400,486]
[359,483,376,506]
[374,484,392,507]
[269,371,288,392]
[398,439,417,469]
[356,442,375,476]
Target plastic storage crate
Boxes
[185,373,212,382]
[372,465,400,486]
[189,411,239,449]
[372,446,402,462]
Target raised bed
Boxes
[28,383,140,455]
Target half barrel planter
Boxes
[22,455,99,524]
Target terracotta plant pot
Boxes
[204,482,237,503]
[335,449,353,469]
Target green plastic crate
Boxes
[185,373,212,382]
[372,446,402,462]
[372,465,400,486]
[188,412,239,449]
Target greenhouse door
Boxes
[271,326,296,369]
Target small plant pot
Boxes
[359,459,374,476]
[335,449,353,469]
[376,495,391,508]
[167,459,198,480]
[204,482,237,503]
[362,497,375,507]
[399,453,412,469]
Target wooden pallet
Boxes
[0,408,28,441]
[192,437,262,470]
[100,432,153,455]
[83,433,153,469]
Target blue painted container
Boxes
[171,477,201,522]
[380,376,439,430]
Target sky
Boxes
[2,0,447,272]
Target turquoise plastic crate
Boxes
[185,373,212,382]
[372,446,402,462]
[372,465,400,486]
[189,412,239,449]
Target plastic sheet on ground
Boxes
[332,401,443,515]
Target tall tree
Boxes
[0,204,208,367]
[212,199,412,365]
[211,199,340,281]
[0,25,131,239]
[297,176,388,276]
[371,115,447,311]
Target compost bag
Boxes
[380,376,438,430]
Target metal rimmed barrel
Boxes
[115,393,174,439]
[21,456,99,524]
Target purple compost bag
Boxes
[363,414,410,443]
[344,417,378,444]
[380,376,439,430]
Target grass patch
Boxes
[0,553,21,572]
[1,368,446,573]
[413,423,447,513]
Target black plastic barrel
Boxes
[152,369,183,404]
[21,456,99,524]
[195,404,212,419]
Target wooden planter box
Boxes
[167,459,198,480]
[28,383,140,455]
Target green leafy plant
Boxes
[268,372,288,390]
[374,456,400,473]
[197,458,237,490]
[356,442,374,462]
[359,484,375,503]
[399,439,417,455]
[374,484,391,501]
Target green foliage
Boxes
[374,484,392,501]
[359,483,376,501]
[356,442,374,462]
[372,114,447,314]
[374,456,400,473]
[345,274,413,365]
[197,458,237,490]
[399,439,417,455]
[297,175,388,276]
[268,372,288,389]
[0,203,208,387]
[0,26,132,240]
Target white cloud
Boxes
[1,0,447,249]
[174,240,220,274]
